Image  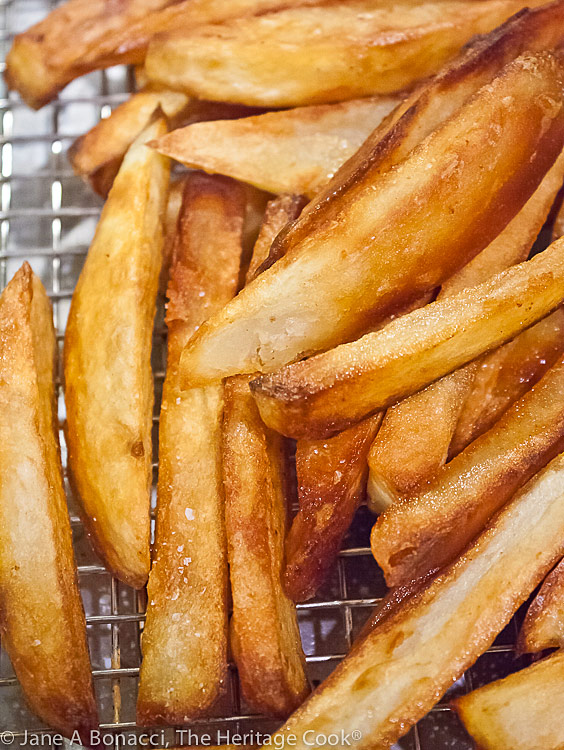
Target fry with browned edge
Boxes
[64,117,169,588]
[179,49,564,386]
[372,348,564,588]
[137,173,245,724]
[519,556,564,653]
[253,237,564,440]
[455,650,564,750]
[265,451,564,749]
[0,264,97,736]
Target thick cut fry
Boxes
[146,0,545,107]
[64,118,169,588]
[455,651,564,750]
[450,307,564,456]
[4,0,333,108]
[372,349,564,588]
[284,414,382,602]
[367,149,564,509]
[151,96,402,197]
[519,557,564,653]
[0,264,97,735]
[137,174,245,724]
[223,375,309,718]
[268,452,564,749]
[253,238,564,440]
[553,198,564,241]
[179,52,564,386]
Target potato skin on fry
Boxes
[179,51,564,385]
[64,118,169,588]
[519,556,564,653]
[270,452,564,749]
[0,264,97,735]
[455,650,564,750]
[253,238,564,440]
[138,174,245,725]
[223,375,309,718]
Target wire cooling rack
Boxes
[0,2,538,748]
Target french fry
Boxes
[0,264,97,735]
[269,451,564,749]
[367,149,564,510]
[145,0,546,107]
[371,348,564,588]
[222,375,309,718]
[519,557,564,653]
[553,197,564,241]
[64,117,169,588]
[151,96,402,197]
[253,237,564,440]
[4,0,333,109]
[179,50,564,386]
[137,174,245,724]
[284,414,382,602]
[455,650,564,750]
[450,307,564,457]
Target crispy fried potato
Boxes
[553,197,564,241]
[223,374,309,718]
[372,349,564,588]
[450,308,564,457]
[367,149,564,510]
[64,118,169,588]
[284,414,382,602]
[151,96,402,197]
[137,174,245,725]
[519,557,564,653]
[0,264,97,735]
[179,51,564,386]
[270,451,564,749]
[145,0,546,107]
[253,237,564,440]
[4,0,333,108]
[455,650,564,750]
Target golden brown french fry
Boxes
[269,451,564,749]
[4,0,333,109]
[151,96,402,197]
[146,0,546,107]
[137,174,245,724]
[371,348,564,588]
[253,237,564,440]
[519,557,564,653]
[284,414,382,602]
[179,50,564,386]
[64,117,169,588]
[553,198,564,241]
[450,307,564,457]
[367,149,564,510]
[0,264,97,735]
[69,89,190,197]
[455,650,564,750]
[223,375,309,718]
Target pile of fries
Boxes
[7,0,564,747]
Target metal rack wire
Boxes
[0,2,535,748]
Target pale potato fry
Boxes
[284,414,382,602]
[145,0,546,107]
[455,650,564,750]
[151,96,402,197]
[372,349,564,588]
[367,149,564,510]
[64,117,169,588]
[179,51,564,386]
[253,237,564,440]
[0,264,97,735]
[4,0,334,108]
[450,307,564,456]
[223,374,309,718]
[269,451,564,749]
[519,557,564,653]
[137,174,245,724]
